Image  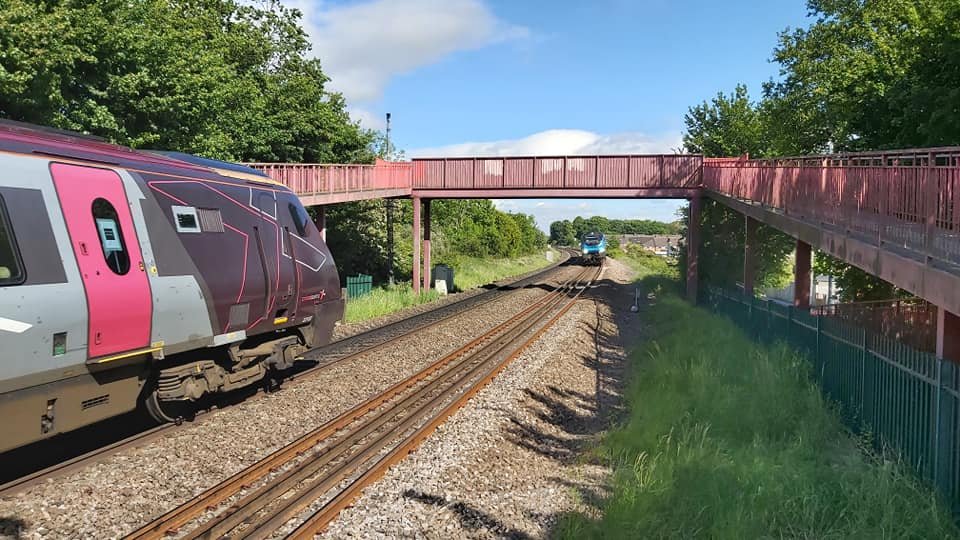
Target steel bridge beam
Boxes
[412,197,421,295]
[423,199,431,292]
[743,216,758,297]
[794,240,812,309]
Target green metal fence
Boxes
[345,274,373,299]
[702,286,960,511]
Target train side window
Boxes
[0,195,25,285]
[91,198,130,275]
[288,203,309,237]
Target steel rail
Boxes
[0,252,572,498]
[179,277,580,540]
[289,264,602,538]
[123,265,589,540]
[230,271,592,540]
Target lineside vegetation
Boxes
[343,249,558,323]
[557,254,959,539]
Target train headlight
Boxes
[582,248,588,255]
[599,246,606,253]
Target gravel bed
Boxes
[321,258,642,539]
[0,264,581,540]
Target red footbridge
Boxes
[250,147,960,360]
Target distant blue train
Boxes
[580,232,607,265]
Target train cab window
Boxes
[289,203,309,237]
[92,198,130,275]
[0,196,24,285]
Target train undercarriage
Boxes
[143,329,313,423]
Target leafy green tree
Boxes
[0,0,374,162]
[550,216,678,244]
[683,85,769,157]
[813,253,900,302]
[677,201,793,291]
[764,0,960,151]
[549,220,577,246]
[682,85,794,292]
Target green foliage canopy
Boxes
[0,0,374,163]
[548,216,680,245]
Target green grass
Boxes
[343,249,559,323]
[556,257,959,539]
[441,248,560,291]
[342,283,441,323]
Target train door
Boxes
[254,191,296,324]
[50,163,152,359]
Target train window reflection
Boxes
[289,203,309,237]
[92,198,130,275]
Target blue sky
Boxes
[293,0,812,230]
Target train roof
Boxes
[149,151,270,177]
[0,120,282,187]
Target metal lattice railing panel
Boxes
[702,286,959,514]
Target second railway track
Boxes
[126,263,601,540]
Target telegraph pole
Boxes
[385,112,395,285]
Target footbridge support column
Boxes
[686,195,702,303]
[794,239,812,309]
[412,197,422,295]
[743,216,758,297]
[312,205,326,242]
[422,199,431,292]
[937,308,960,363]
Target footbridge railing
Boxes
[248,159,412,203]
[704,148,960,267]
[410,155,702,193]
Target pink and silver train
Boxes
[0,122,343,452]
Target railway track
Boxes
[125,263,600,540]
[0,253,572,496]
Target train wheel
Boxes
[145,390,192,424]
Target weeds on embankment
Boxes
[343,250,558,323]
[556,257,959,539]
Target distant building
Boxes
[619,234,682,257]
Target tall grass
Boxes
[343,249,558,323]
[557,257,959,539]
[343,283,440,323]
[441,249,560,291]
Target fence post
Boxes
[934,360,956,497]
[816,311,825,384]
[859,326,867,425]
[787,304,793,344]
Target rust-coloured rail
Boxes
[125,263,598,539]
[290,265,599,538]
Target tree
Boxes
[682,85,794,293]
[813,253,899,302]
[677,201,793,291]
[763,0,958,151]
[549,220,577,246]
[683,84,769,158]
[0,0,375,163]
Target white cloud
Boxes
[345,106,385,130]
[290,0,527,125]
[410,129,684,157]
